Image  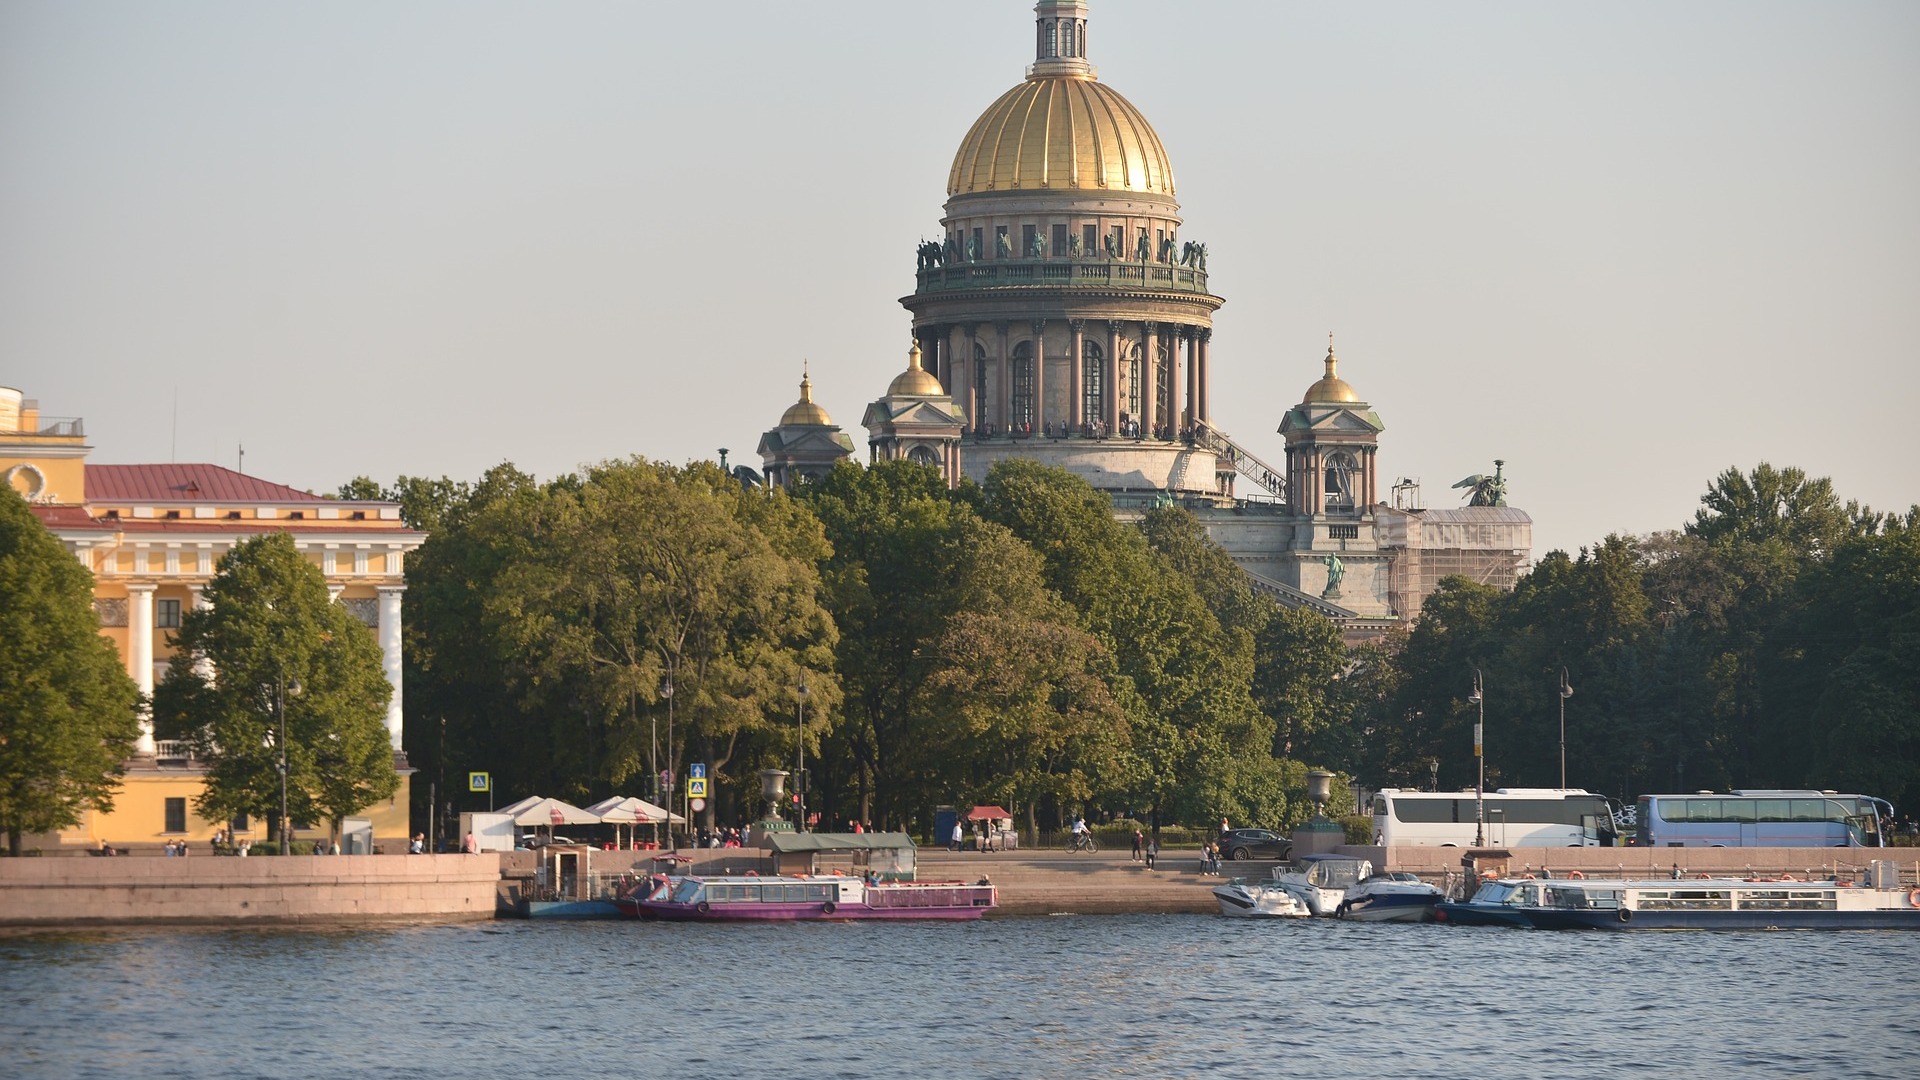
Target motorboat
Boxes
[1433,877,1545,927]
[1270,854,1374,917]
[1489,861,1920,931]
[613,873,996,921]
[1212,877,1311,918]
[1336,870,1443,923]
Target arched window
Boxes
[1063,21,1076,57]
[1011,341,1036,434]
[1044,21,1057,58]
[1082,340,1104,432]
[1325,451,1358,512]
[908,445,938,468]
[1125,343,1143,429]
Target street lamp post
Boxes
[662,674,674,850]
[796,680,808,833]
[1468,668,1485,847]
[1558,667,1574,790]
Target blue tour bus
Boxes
[1634,790,1893,847]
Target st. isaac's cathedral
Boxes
[759,1,1531,637]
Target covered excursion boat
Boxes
[613,873,996,921]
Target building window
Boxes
[226,510,241,519]
[164,798,187,834]
[164,510,180,519]
[1126,344,1143,423]
[1155,339,1172,436]
[1053,223,1069,256]
[288,511,304,520]
[1044,21,1057,57]
[156,598,182,629]
[994,225,1009,259]
[1108,226,1124,258]
[908,445,938,468]
[1011,342,1035,433]
[970,227,982,261]
[231,814,250,833]
[1082,224,1097,257]
[1082,341,1104,429]
[1022,224,1038,257]
[1325,451,1358,511]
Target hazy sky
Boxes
[4,1,1914,558]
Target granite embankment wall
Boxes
[0,854,501,927]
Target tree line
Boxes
[2,458,1912,851]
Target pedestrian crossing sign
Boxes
[469,772,490,793]
[688,777,709,798]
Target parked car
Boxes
[1219,828,1292,861]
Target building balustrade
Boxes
[914,257,1210,296]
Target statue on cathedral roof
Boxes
[1453,459,1509,507]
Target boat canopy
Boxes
[763,831,915,853]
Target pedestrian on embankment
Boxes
[1131,829,1143,862]
[1145,837,1158,871]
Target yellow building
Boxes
[2,386,425,851]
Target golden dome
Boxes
[948,75,1175,197]
[781,368,833,426]
[888,341,945,397]
[1304,339,1361,404]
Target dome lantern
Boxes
[780,364,834,426]
[1303,335,1362,404]
[888,340,946,397]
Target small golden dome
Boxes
[1303,338,1361,404]
[781,367,833,426]
[948,76,1175,197]
[888,341,945,397]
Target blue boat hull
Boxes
[1524,908,1920,931]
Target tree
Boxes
[0,488,142,854]
[154,533,397,841]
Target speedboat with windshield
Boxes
[1336,870,1444,922]
[1270,854,1374,917]
[1212,877,1311,918]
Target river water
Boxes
[4,915,1917,1079]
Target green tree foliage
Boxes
[979,462,1264,833]
[154,533,397,840]
[0,489,143,854]
[404,459,837,823]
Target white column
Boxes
[377,585,406,750]
[188,586,214,679]
[127,583,157,754]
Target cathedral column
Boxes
[127,583,157,754]
[1068,320,1085,432]
[1031,320,1048,434]
[1197,329,1212,423]
[378,585,406,750]
[1105,320,1122,434]
[1185,329,1199,432]
[963,326,979,431]
[996,323,1012,434]
[1141,322,1159,439]
[1159,322,1175,438]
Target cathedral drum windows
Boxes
[1081,341,1105,433]
[1011,342,1036,434]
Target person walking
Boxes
[951,820,964,853]
[1144,837,1158,871]
[1131,829,1143,862]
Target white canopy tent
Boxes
[502,797,601,845]
[583,795,687,849]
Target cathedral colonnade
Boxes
[915,319,1211,440]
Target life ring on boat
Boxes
[1696,874,1712,880]
[695,901,711,915]
[1566,870,1586,879]
[1617,908,1632,924]
[1478,869,1498,880]
[744,870,758,877]
[821,901,836,915]
[1521,873,1536,880]
[1778,874,1798,882]
[1907,889,1920,908]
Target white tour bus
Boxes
[1634,791,1893,848]
[1372,788,1619,847]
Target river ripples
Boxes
[4,915,1917,1079]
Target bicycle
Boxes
[1063,832,1098,854]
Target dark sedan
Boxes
[1219,828,1291,861]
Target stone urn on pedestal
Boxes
[748,768,794,847]
[1291,768,1346,857]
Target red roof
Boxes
[27,507,423,539]
[85,464,330,504]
